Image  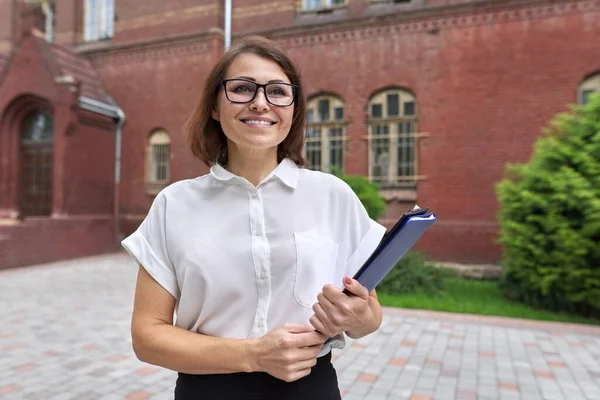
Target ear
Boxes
[211,107,220,122]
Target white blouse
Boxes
[122,158,386,356]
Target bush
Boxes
[496,93,600,316]
[332,170,386,220]
[376,251,446,295]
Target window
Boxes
[305,95,346,173]
[84,0,115,41]
[25,0,55,41]
[20,111,54,217]
[371,0,412,4]
[367,89,421,188]
[146,130,170,193]
[303,0,346,11]
[579,73,600,105]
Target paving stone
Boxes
[3,253,600,399]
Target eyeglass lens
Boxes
[225,80,294,106]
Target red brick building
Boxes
[1,0,599,269]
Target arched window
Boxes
[20,111,54,217]
[305,95,346,173]
[146,130,170,193]
[579,73,600,105]
[367,89,419,188]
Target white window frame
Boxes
[39,1,55,42]
[579,74,600,105]
[305,95,347,173]
[84,0,115,42]
[366,89,423,188]
[303,0,347,11]
[146,130,171,194]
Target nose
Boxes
[250,88,270,112]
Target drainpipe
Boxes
[113,108,125,244]
[224,0,231,49]
[79,96,126,247]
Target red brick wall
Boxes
[0,217,116,270]
[0,34,119,268]
[63,111,116,215]
[232,0,295,33]
[54,0,82,46]
[112,0,223,44]
[0,0,15,56]
[88,36,220,221]
[0,36,58,106]
[0,36,60,216]
[83,0,600,263]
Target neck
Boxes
[225,145,279,186]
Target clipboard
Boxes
[343,206,437,294]
[321,206,437,347]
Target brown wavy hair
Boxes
[186,35,307,168]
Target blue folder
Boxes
[321,207,436,347]
[346,207,437,293]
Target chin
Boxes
[239,134,284,148]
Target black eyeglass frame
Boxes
[222,78,299,107]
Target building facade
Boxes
[1,0,599,269]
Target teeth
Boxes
[244,120,274,126]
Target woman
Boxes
[122,35,387,400]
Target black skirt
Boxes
[174,352,342,400]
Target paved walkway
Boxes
[1,253,600,400]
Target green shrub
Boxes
[332,170,386,220]
[376,251,447,295]
[496,93,600,317]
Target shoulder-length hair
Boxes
[186,35,307,168]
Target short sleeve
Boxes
[121,192,180,299]
[343,189,387,279]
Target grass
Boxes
[377,277,600,326]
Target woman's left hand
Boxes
[309,277,378,339]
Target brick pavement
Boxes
[1,253,600,400]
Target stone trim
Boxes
[82,31,219,68]
[79,0,599,67]
[114,4,219,33]
[275,0,599,47]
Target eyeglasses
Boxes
[222,78,298,107]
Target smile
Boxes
[241,119,275,126]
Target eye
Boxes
[231,83,254,93]
[267,84,291,97]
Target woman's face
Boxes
[213,54,295,157]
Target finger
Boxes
[280,323,316,333]
[295,357,318,371]
[294,344,323,361]
[322,284,347,305]
[342,277,370,299]
[294,330,327,347]
[294,345,323,368]
[286,367,312,382]
[317,292,337,315]
[312,302,336,332]
[310,313,335,338]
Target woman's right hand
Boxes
[250,323,326,382]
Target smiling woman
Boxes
[186,36,308,180]
[121,35,387,400]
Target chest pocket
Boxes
[293,231,339,308]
